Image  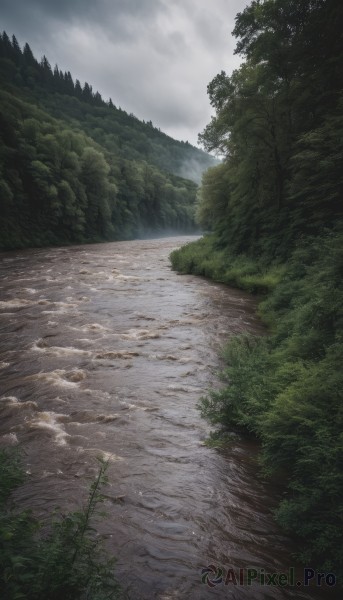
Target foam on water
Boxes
[0,298,32,308]
[85,322,108,331]
[29,411,70,446]
[119,400,145,411]
[31,369,86,388]
[121,328,161,340]
[166,384,202,393]
[85,449,123,462]
[0,395,19,404]
[120,274,139,280]
[83,389,111,401]
[53,301,80,309]
[0,396,38,410]
[70,323,109,333]
[32,339,92,357]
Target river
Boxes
[0,237,335,599]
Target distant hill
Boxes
[0,32,217,249]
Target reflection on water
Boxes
[0,237,335,599]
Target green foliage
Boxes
[0,449,24,504]
[0,31,217,250]
[171,0,343,579]
[202,430,237,449]
[197,1,343,260]
[173,231,343,575]
[0,451,122,600]
[170,235,284,293]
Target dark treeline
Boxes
[197,0,342,258]
[171,0,343,577]
[0,32,216,250]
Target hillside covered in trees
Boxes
[0,32,216,250]
[171,0,343,578]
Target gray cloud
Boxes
[1,0,248,145]
[1,0,168,46]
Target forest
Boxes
[0,32,216,250]
[171,0,343,578]
[1,0,342,592]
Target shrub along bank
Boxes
[170,232,343,576]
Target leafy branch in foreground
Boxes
[0,450,122,600]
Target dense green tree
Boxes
[172,0,343,577]
[22,42,35,66]
[0,31,215,249]
[198,0,343,258]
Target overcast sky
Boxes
[1,0,248,146]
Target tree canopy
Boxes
[0,32,217,249]
[172,0,343,577]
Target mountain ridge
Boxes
[0,31,216,249]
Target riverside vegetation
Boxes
[1,0,342,592]
[0,32,216,250]
[0,451,122,599]
[171,0,343,579]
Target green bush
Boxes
[0,450,122,600]
[171,232,343,576]
[170,235,285,293]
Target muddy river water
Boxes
[0,237,336,599]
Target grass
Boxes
[170,232,343,578]
[170,235,285,294]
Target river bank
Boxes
[0,236,338,598]
[170,233,343,583]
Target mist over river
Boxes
[0,237,335,599]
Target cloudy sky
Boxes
[1,0,248,146]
